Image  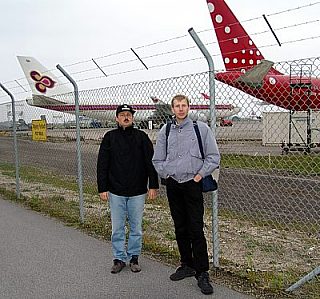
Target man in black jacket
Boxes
[97,104,159,274]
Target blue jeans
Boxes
[109,192,146,262]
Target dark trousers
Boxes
[166,177,209,273]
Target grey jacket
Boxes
[152,117,220,183]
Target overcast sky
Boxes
[1,0,320,104]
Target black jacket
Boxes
[97,125,159,196]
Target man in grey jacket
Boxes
[152,94,220,295]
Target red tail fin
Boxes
[206,0,267,72]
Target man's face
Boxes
[171,99,190,123]
[116,111,134,128]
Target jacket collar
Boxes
[117,124,134,131]
[172,116,192,128]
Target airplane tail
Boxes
[17,56,72,105]
[200,92,210,100]
[150,96,173,116]
[206,0,281,75]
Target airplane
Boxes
[206,0,320,112]
[17,56,240,126]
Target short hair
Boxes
[171,94,190,107]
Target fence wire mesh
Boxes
[0,57,319,294]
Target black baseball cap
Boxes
[116,104,135,116]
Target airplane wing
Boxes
[236,60,274,88]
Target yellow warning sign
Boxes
[32,120,47,141]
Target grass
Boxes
[0,161,319,298]
[222,154,320,175]
[219,207,320,234]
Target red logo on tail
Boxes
[30,70,55,93]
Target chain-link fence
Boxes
[0,57,319,294]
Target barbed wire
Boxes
[1,1,320,99]
[2,37,320,101]
[210,2,320,37]
[215,18,318,44]
[266,1,320,17]
[1,31,320,102]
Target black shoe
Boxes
[129,255,141,273]
[111,259,126,274]
[197,272,213,295]
[170,264,196,281]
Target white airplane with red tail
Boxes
[206,0,320,111]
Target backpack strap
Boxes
[193,121,205,160]
[165,120,172,157]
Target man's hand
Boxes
[148,189,158,200]
[193,173,202,183]
[99,192,109,201]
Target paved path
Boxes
[0,197,254,299]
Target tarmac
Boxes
[0,196,254,299]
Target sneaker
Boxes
[197,272,213,295]
[111,259,126,274]
[169,264,196,281]
[129,255,141,273]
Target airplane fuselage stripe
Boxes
[37,104,234,111]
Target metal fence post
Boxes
[56,65,84,224]
[0,83,20,199]
[286,266,320,292]
[188,28,219,268]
